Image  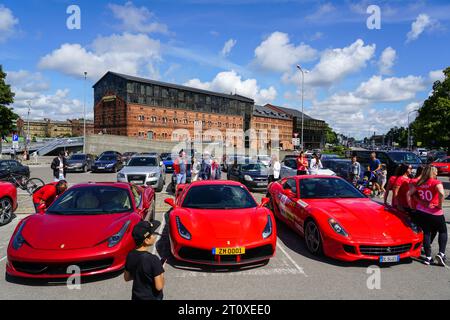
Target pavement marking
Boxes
[276,242,308,277]
[0,256,6,262]
[172,267,305,278]
[152,218,166,257]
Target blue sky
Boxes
[1,0,449,139]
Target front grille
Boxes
[12,258,114,275]
[178,247,214,262]
[253,177,268,182]
[359,244,412,256]
[242,245,273,261]
[127,175,146,183]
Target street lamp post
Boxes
[26,100,31,152]
[407,109,419,151]
[83,71,87,153]
[296,65,308,151]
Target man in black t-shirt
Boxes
[124,221,165,301]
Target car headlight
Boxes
[262,215,273,239]
[106,163,114,168]
[176,216,191,240]
[117,173,125,179]
[108,221,130,247]
[244,175,253,181]
[328,218,348,237]
[149,172,157,178]
[12,222,27,250]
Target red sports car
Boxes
[267,176,423,263]
[165,180,276,265]
[0,182,18,226]
[6,182,155,279]
[431,156,450,175]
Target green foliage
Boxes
[412,67,450,148]
[0,65,18,138]
[385,126,408,147]
[324,124,338,144]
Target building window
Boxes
[162,117,168,124]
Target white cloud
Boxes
[0,5,19,42]
[378,47,397,75]
[108,1,169,34]
[429,69,445,83]
[254,31,318,73]
[38,33,161,80]
[406,14,432,43]
[6,70,50,93]
[355,75,426,102]
[184,70,277,105]
[221,39,237,57]
[283,39,375,87]
[305,3,336,21]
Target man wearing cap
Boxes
[124,220,165,301]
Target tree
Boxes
[324,124,338,144]
[0,65,18,156]
[412,67,450,148]
[385,126,408,147]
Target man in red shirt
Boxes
[32,180,68,212]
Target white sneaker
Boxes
[435,253,447,267]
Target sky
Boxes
[0,0,448,139]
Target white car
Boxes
[279,158,336,179]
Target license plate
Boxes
[98,167,104,169]
[257,183,267,186]
[379,255,400,263]
[212,247,245,255]
[130,180,143,184]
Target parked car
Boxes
[431,156,450,175]
[99,151,122,158]
[121,152,137,163]
[66,153,95,173]
[161,153,175,173]
[279,157,335,179]
[227,162,269,192]
[321,159,353,180]
[0,182,18,226]
[91,154,124,173]
[222,154,247,172]
[117,155,166,192]
[0,160,30,182]
[320,154,342,160]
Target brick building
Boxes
[93,72,253,145]
[17,118,94,139]
[251,105,293,150]
[69,119,95,137]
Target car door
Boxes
[276,178,298,227]
[280,159,297,178]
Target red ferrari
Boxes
[165,180,276,265]
[0,182,18,226]
[431,156,450,175]
[267,176,423,263]
[6,182,155,279]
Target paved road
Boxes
[1,167,449,300]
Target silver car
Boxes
[117,155,165,192]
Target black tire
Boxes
[304,220,323,256]
[156,178,164,192]
[0,197,13,226]
[82,165,87,173]
[150,198,156,221]
[25,178,45,195]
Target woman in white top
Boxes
[309,153,323,175]
[269,155,281,183]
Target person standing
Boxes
[309,153,323,175]
[348,155,361,186]
[377,164,388,197]
[191,156,201,182]
[269,155,281,183]
[124,221,165,300]
[200,152,212,180]
[296,151,309,175]
[407,165,446,266]
[384,165,401,207]
[392,163,412,212]
[51,151,68,182]
[173,150,188,185]
[366,152,382,196]
[211,157,221,180]
[32,180,68,213]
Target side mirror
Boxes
[164,198,176,208]
[260,197,270,207]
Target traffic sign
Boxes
[12,134,19,142]
[292,138,300,146]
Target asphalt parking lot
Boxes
[1,166,449,300]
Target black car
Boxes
[91,154,124,173]
[321,159,353,180]
[0,160,30,181]
[99,151,122,158]
[227,162,269,191]
[349,150,422,178]
[66,153,95,173]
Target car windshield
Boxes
[182,185,257,209]
[436,157,448,163]
[69,155,86,160]
[98,156,115,161]
[388,152,421,164]
[300,178,365,199]
[240,163,267,171]
[161,154,172,160]
[128,157,158,166]
[47,186,133,215]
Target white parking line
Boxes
[153,218,166,257]
[276,242,308,277]
[0,256,7,262]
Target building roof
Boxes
[94,71,255,103]
[253,105,291,120]
[265,104,315,121]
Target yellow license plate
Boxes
[212,247,245,255]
